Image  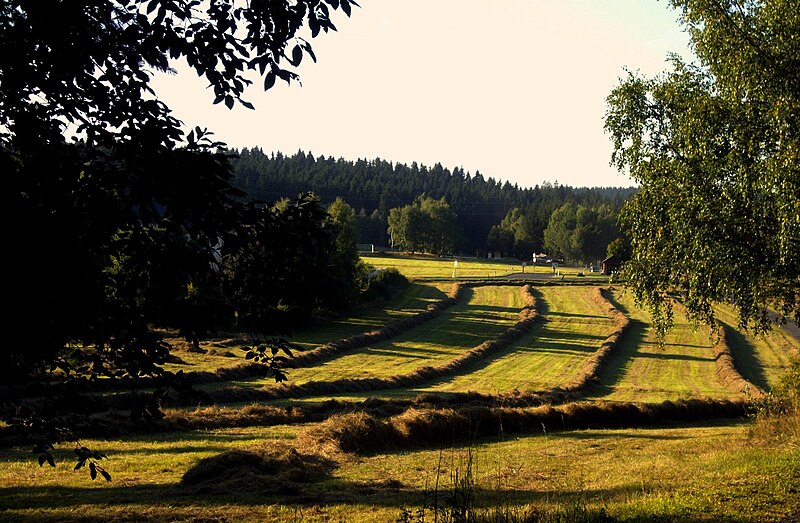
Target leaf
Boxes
[264,71,276,90]
[75,460,85,470]
[291,45,303,66]
[100,469,112,482]
[46,453,55,468]
[38,455,46,467]
[90,462,97,480]
[224,96,234,110]
[241,100,255,110]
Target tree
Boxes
[486,225,515,256]
[418,195,460,254]
[387,196,461,254]
[326,197,366,307]
[606,236,632,262]
[1,0,357,476]
[605,0,799,334]
[543,203,617,265]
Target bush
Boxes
[361,267,408,301]
[751,355,800,443]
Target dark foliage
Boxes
[1,0,356,477]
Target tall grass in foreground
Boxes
[396,447,616,523]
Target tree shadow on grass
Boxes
[721,322,770,391]
[0,477,766,523]
[586,294,646,399]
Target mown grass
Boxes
[362,253,601,280]
[714,303,800,391]
[1,421,797,522]
[3,282,798,522]
[162,281,452,374]
[210,285,526,389]
[591,290,733,402]
[419,286,617,395]
[363,253,528,279]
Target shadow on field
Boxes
[0,481,707,516]
[586,291,646,397]
[633,351,714,363]
[721,321,769,391]
[545,311,607,319]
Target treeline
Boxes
[231,148,637,254]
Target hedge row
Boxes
[310,398,752,454]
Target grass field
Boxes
[0,422,797,522]
[1,254,798,522]
[226,284,527,389]
[589,290,736,402]
[418,286,618,394]
[361,253,606,281]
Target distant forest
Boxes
[231,148,637,255]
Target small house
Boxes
[601,255,623,276]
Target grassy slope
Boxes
[591,290,733,402]
[362,254,605,280]
[1,422,797,522]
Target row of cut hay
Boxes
[670,299,766,400]
[289,282,464,368]
[713,322,766,398]
[208,285,541,403]
[29,284,467,396]
[550,287,631,396]
[309,398,752,454]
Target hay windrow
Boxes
[289,282,464,368]
[234,285,542,401]
[553,287,631,396]
[713,322,766,398]
[308,398,752,454]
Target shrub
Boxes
[361,267,408,301]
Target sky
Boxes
[150,0,694,189]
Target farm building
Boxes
[601,254,623,275]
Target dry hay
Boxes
[308,398,751,454]
[181,442,336,495]
[713,322,766,399]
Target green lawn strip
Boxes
[205,285,526,392]
[591,290,732,403]
[714,303,800,391]
[2,422,796,522]
[419,286,617,394]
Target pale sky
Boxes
[150,0,693,189]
